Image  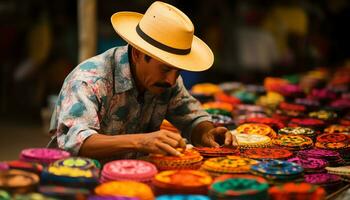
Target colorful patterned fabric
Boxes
[49,45,211,157]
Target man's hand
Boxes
[135,130,186,156]
[200,126,238,147]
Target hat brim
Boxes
[111,12,214,72]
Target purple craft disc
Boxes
[287,157,327,171]
[20,148,70,164]
[304,173,341,184]
[298,149,340,159]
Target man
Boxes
[48,1,236,160]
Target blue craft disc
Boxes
[251,160,303,176]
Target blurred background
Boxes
[0,0,349,160]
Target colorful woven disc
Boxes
[251,160,303,175]
[202,156,259,173]
[193,147,239,157]
[20,148,70,164]
[235,123,276,138]
[278,127,315,137]
[304,173,341,185]
[231,133,272,148]
[324,125,350,133]
[287,157,327,171]
[272,135,313,149]
[209,174,269,199]
[52,157,96,170]
[316,133,350,143]
[95,181,154,200]
[153,170,212,187]
[242,148,293,160]
[102,160,157,182]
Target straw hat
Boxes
[111,1,214,72]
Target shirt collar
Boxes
[112,45,135,93]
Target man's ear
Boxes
[131,47,142,65]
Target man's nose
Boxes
[165,70,179,86]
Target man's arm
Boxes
[79,130,186,159]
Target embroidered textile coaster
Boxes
[20,148,70,165]
[231,133,272,149]
[0,169,39,194]
[52,157,97,170]
[152,170,212,195]
[209,174,269,200]
[242,148,293,160]
[315,133,350,150]
[41,165,99,189]
[193,146,239,158]
[101,160,157,183]
[309,110,338,122]
[287,157,327,173]
[201,156,259,175]
[235,123,277,138]
[278,127,316,139]
[316,133,350,143]
[95,181,154,200]
[251,160,303,176]
[268,182,326,200]
[149,149,203,170]
[272,135,313,150]
[297,149,345,167]
[304,173,341,186]
[324,125,350,134]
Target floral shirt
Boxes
[49,45,211,157]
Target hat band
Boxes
[136,24,191,55]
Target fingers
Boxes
[162,130,186,148]
[224,131,233,146]
[156,142,181,156]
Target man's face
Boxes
[134,51,181,95]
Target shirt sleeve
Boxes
[54,80,102,155]
[166,76,212,142]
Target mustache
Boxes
[154,82,172,88]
